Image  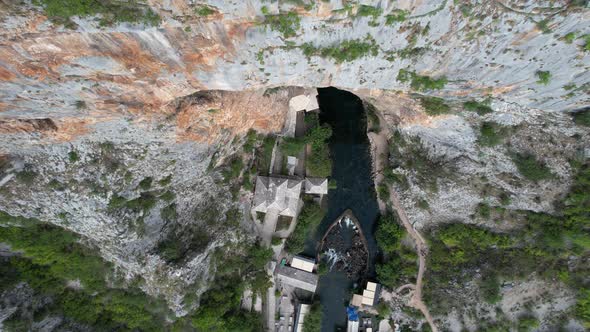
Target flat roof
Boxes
[291,256,315,272]
[363,289,375,299]
[276,265,318,293]
[366,282,378,292]
[351,294,363,307]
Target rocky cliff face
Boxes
[0,0,589,319]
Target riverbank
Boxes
[366,103,438,332]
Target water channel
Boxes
[305,87,381,331]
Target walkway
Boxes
[369,130,437,332]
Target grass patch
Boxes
[564,32,576,43]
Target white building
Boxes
[291,255,316,273]
[252,176,303,217]
[304,177,328,196]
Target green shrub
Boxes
[16,169,37,184]
[302,302,322,332]
[535,70,551,85]
[564,32,576,43]
[582,34,590,52]
[301,36,379,63]
[221,157,244,183]
[419,96,451,115]
[385,9,409,25]
[536,19,551,34]
[264,12,301,38]
[479,121,505,146]
[478,273,501,303]
[195,5,215,16]
[517,315,539,332]
[476,202,491,219]
[377,183,390,201]
[68,150,79,162]
[376,213,404,253]
[139,177,152,190]
[33,0,160,27]
[573,109,590,127]
[357,5,382,18]
[576,288,590,329]
[463,99,493,115]
[511,153,553,181]
[397,69,447,91]
[285,200,324,254]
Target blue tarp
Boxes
[346,306,359,321]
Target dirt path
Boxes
[368,130,438,332]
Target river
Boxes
[306,87,381,331]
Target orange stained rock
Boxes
[0,66,15,81]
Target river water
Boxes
[306,87,380,331]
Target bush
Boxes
[573,109,590,127]
[517,315,539,332]
[16,169,37,184]
[398,69,447,91]
[221,157,244,183]
[301,36,379,63]
[303,302,322,332]
[536,70,551,85]
[479,122,505,146]
[564,32,576,44]
[463,99,493,115]
[385,9,409,25]
[376,213,404,253]
[264,12,301,38]
[33,0,160,27]
[68,150,79,162]
[419,96,451,115]
[195,5,215,16]
[139,177,152,190]
[377,183,390,201]
[511,153,553,181]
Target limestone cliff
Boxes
[0,0,589,320]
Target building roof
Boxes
[347,320,359,332]
[276,265,318,293]
[291,256,316,273]
[304,177,328,195]
[351,294,363,307]
[366,282,378,292]
[253,176,302,217]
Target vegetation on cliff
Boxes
[0,213,171,331]
[423,161,590,328]
[32,0,160,27]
